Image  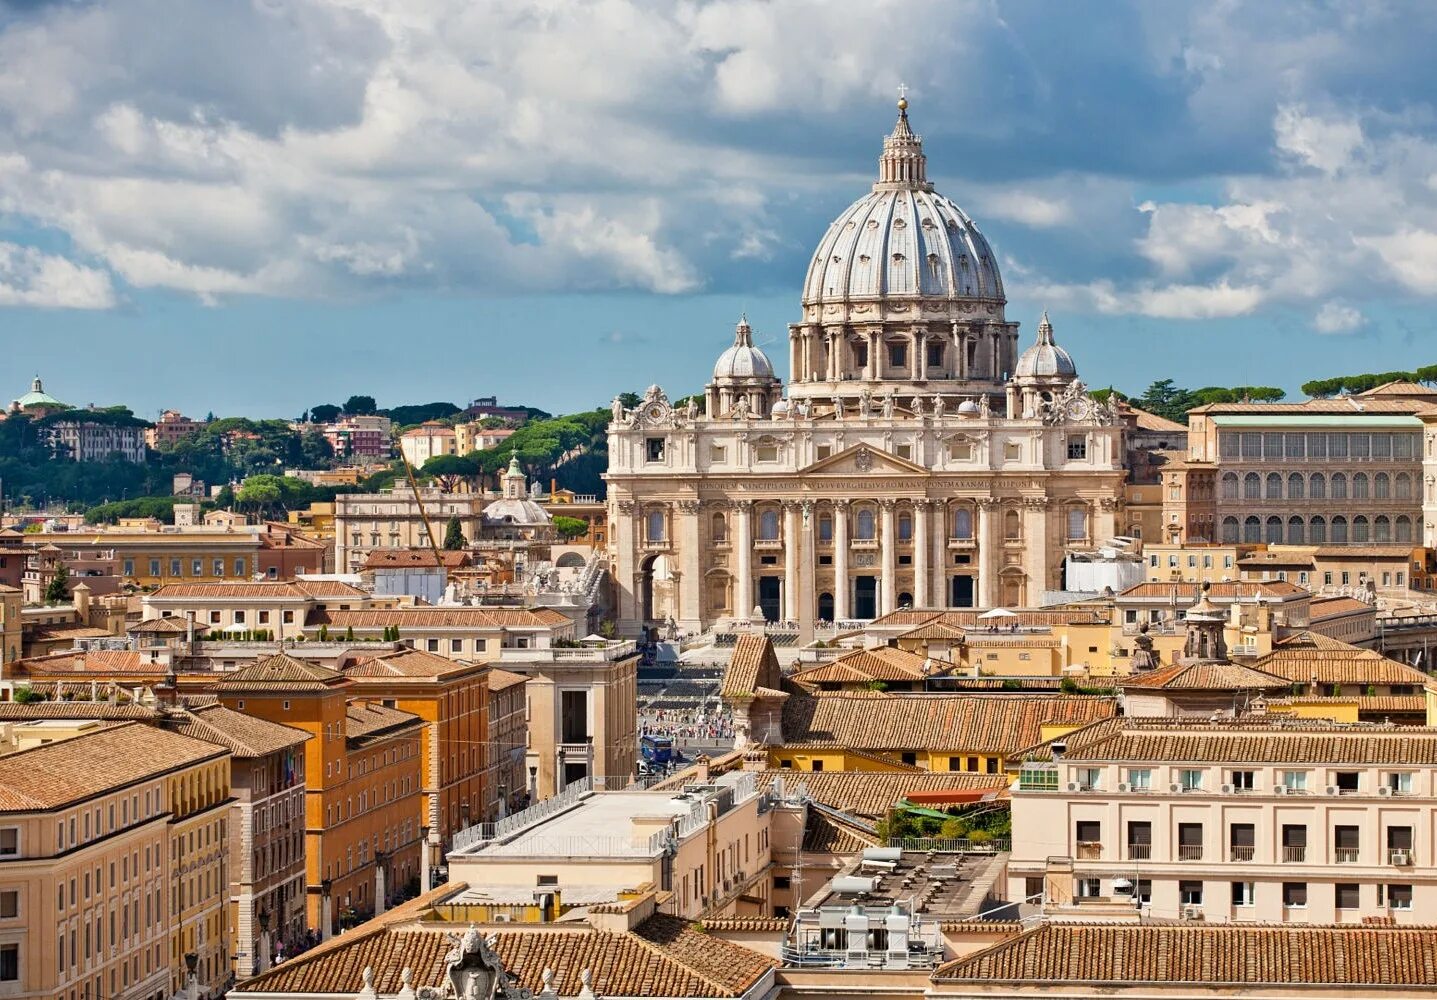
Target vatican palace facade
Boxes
[606,101,1125,637]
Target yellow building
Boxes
[28,529,263,588]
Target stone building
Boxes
[606,100,1124,637]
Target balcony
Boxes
[1076,841,1102,860]
[1176,844,1204,861]
[1282,846,1307,863]
[946,537,976,549]
[1127,844,1151,861]
[1334,848,1361,864]
[1228,846,1255,862]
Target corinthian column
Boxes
[833,500,849,622]
[913,499,929,608]
[678,499,703,632]
[783,501,800,623]
[977,497,1000,608]
[880,499,897,615]
[734,500,753,621]
[1022,496,1049,607]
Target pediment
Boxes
[800,444,930,477]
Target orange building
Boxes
[215,654,424,937]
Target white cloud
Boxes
[0,243,114,309]
[1312,300,1367,334]
[981,191,1072,228]
[1035,279,1265,319]
[1274,104,1366,175]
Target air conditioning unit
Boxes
[1181,905,1204,920]
[1116,782,1131,793]
[1273,786,1288,796]
[1220,783,1235,795]
[1377,786,1393,797]
[1169,783,1182,794]
[1392,851,1412,866]
[1066,781,1082,793]
[1325,786,1339,796]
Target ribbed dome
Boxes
[713,315,774,380]
[482,497,552,527]
[1013,312,1076,379]
[802,104,1003,309]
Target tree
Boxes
[442,516,466,550]
[552,515,589,542]
[236,476,284,514]
[343,395,378,416]
[299,427,335,467]
[422,453,483,493]
[44,563,70,604]
[309,403,342,423]
[1136,379,1192,423]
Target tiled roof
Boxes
[803,810,881,853]
[235,916,775,997]
[1057,718,1437,765]
[1190,397,1428,414]
[28,625,114,642]
[1123,403,1187,432]
[932,923,1437,987]
[0,721,226,810]
[0,702,159,721]
[780,692,1116,754]
[1357,380,1437,397]
[11,649,155,675]
[172,704,310,757]
[701,917,790,933]
[720,633,781,699]
[345,701,423,747]
[1119,580,1306,600]
[150,581,364,600]
[760,770,1009,818]
[872,608,1104,629]
[216,652,349,691]
[129,615,205,635]
[1309,596,1375,618]
[1254,632,1431,686]
[484,667,528,692]
[898,620,969,641]
[1120,661,1291,691]
[361,548,471,570]
[343,648,484,680]
[1274,695,1427,714]
[312,608,570,629]
[1311,545,1418,558]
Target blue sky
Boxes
[0,0,1436,418]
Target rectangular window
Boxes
[1387,772,1414,795]
[191,558,203,576]
[1066,435,1087,460]
[122,558,134,576]
[1126,768,1152,790]
[1283,882,1308,908]
[450,639,463,653]
[1387,884,1414,910]
[1178,769,1204,792]
[0,830,15,856]
[0,944,15,982]
[888,343,906,369]
[0,891,15,918]
[645,438,666,462]
[1179,880,1203,906]
[1231,881,1255,907]
[234,558,246,576]
[427,639,439,652]
[169,558,181,577]
[1336,883,1361,910]
[1230,770,1255,791]
[1281,770,1308,792]
[213,558,225,576]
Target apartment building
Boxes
[0,721,232,1000]
[27,528,264,588]
[1010,718,1437,924]
[397,422,456,467]
[44,416,148,463]
[319,415,392,461]
[214,654,424,936]
[141,580,371,639]
[485,669,528,819]
[146,410,205,449]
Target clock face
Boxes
[644,403,667,422]
[1065,399,1088,420]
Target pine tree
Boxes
[442,516,465,550]
[44,564,70,604]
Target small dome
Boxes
[956,399,980,416]
[713,315,774,380]
[1013,311,1077,380]
[482,497,552,527]
[14,374,65,410]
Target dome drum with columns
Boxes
[605,98,1125,640]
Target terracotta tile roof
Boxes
[1357,380,1437,397]
[932,923,1437,987]
[1254,632,1431,686]
[0,702,159,721]
[1057,718,1437,765]
[0,721,226,811]
[361,548,471,570]
[937,919,1024,934]
[759,770,1008,818]
[216,652,349,692]
[1311,545,1418,558]
[28,625,114,642]
[1119,580,1306,600]
[1310,596,1375,618]
[803,810,881,852]
[1274,695,1427,714]
[873,608,1104,629]
[898,620,969,641]
[1190,397,1428,414]
[312,608,570,629]
[235,916,775,997]
[780,692,1117,754]
[1120,661,1291,691]
[150,581,362,600]
[720,633,782,699]
[10,650,163,677]
[1122,403,1187,432]
[345,701,423,747]
[343,648,484,681]
[701,917,789,933]
[171,703,310,757]
[484,667,528,692]
[129,615,201,635]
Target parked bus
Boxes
[640,734,674,765]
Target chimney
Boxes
[185,610,196,648]
[695,754,711,784]
[72,582,91,621]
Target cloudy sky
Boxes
[1,0,1436,417]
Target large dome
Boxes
[802,104,1004,310]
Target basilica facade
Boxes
[606,101,1125,637]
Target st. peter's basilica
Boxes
[605,99,1125,638]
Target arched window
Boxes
[1374,472,1390,499]
[1221,516,1240,543]
[1331,515,1348,544]
[1352,515,1369,543]
[1067,506,1087,541]
[1266,473,1283,500]
[952,507,973,540]
[1287,516,1305,544]
[1374,515,1391,542]
[1243,516,1261,543]
[1244,473,1261,499]
[817,592,835,622]
[758,508,780,540]
[1309,516,1326,544]
[1396,472,1413,500]
[1265,516,1283,543]
[1353,473,1370,499]
[1221,473,1239,499]
[1004,509,1021,540]
[856,508,876,540]
[1396,515,1413,544]
[898,513,913,541]
[1309,473,1326,499]
[646,510,666,543]
[1331,473,1347,499]
[898,592,914,608]
[1287,473,1304,499]
[711,512,727,543]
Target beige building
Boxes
[1010,717,1437,924]
[397,422,457,467]
[607,101,1124,638]
[0,720,233,1000]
